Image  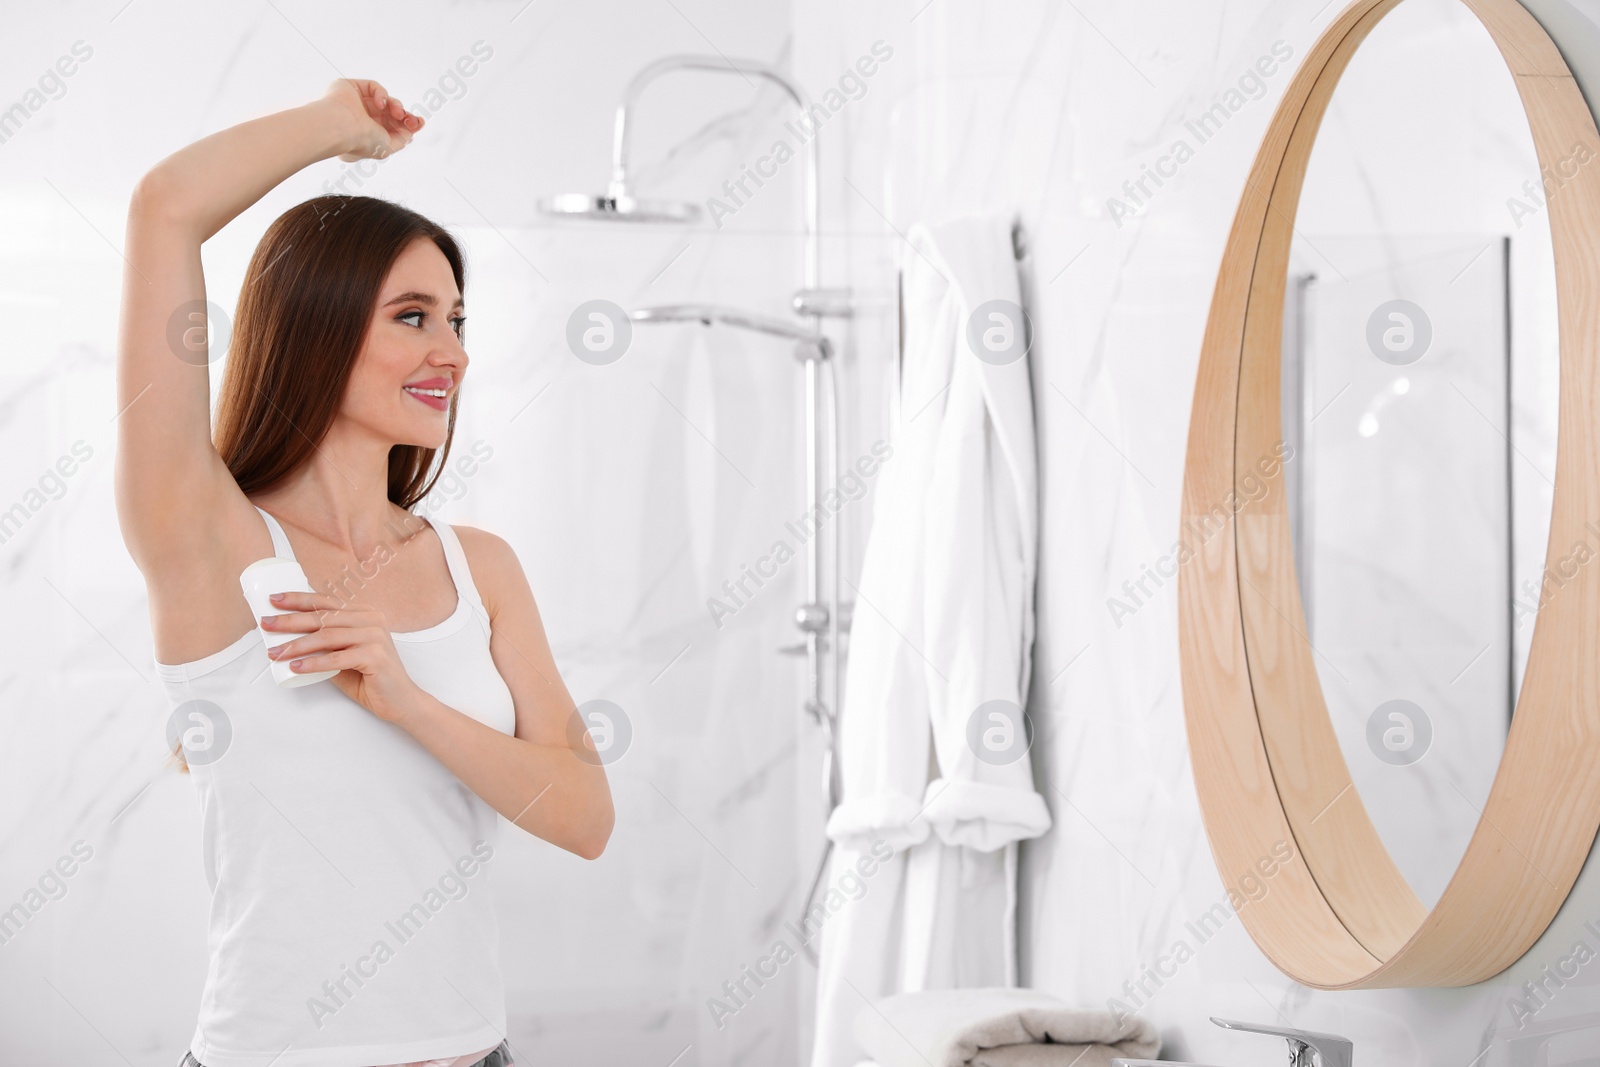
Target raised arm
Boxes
[113,80,420,575]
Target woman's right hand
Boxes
[321,78,424,162]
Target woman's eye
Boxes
[396,310,464,340]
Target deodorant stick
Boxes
[239,558,339,687]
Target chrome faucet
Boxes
[1211,1017,1353,1067]
[1113,1017,1353,1067]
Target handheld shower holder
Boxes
[793,336,832,363]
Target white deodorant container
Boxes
[239,557,339,687]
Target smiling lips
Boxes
[403,377,452,412]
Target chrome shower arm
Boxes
[630,303,823,345]
[609,54,820,290]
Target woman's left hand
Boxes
[261,591,422,723]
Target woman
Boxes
[115,79,614,1067]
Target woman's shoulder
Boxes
[447,523,526,615]
[448,522,514,561]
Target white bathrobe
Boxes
[810,212,1052,1067]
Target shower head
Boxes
[538,192,700,224]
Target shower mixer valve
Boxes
[793,287,858,318]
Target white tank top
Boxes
[156,505,517,1067]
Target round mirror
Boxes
[1180,0,1600,989]
[1282,0,1559,911]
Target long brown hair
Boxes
[167,195,465,775]
[218,193,464,506]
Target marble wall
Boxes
[0,1,834,1064]
[8,0,1600,1065]
[789,0,1600,1063]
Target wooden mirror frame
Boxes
[1180,0,1600,988]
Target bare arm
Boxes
[114,80,421,576]
[374,527,614,859]
[264,537,615,859]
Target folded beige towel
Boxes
[852,988,1160,1067]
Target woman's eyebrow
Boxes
[383,290,464,310]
